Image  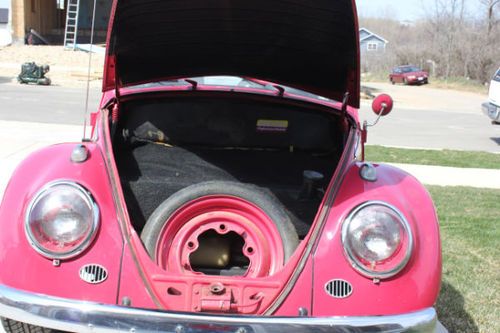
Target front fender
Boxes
[0,143,123,304]
[312,162,441,316]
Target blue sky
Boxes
[356,0,482,21]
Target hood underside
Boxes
[105,0,360,107]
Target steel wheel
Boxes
[141,181,299,277]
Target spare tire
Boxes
[141,181,299,277]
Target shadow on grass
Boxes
[436,281,478,333]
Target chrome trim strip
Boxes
[0,284,441,333]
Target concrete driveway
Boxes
[362,82,486,114]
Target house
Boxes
[0,0,11,46]
[359,28,388,54]
[9,0,111,45]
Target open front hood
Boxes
[104,0,360,107]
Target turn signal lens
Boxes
[342,201,413,279]
[25,181,99,259]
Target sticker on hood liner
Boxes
[257,119,288,133]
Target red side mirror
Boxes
[372,94,393,116]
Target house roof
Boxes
[359,28,388,44]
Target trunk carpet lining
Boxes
[115,143,337,237]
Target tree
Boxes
[359,0,499,83]
[479,0,500,37]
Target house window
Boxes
[0,9,8,24]
[367,43,378,51]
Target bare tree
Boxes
[479,0,500,37]
[359,0,500,83]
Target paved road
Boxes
[1,82,499,152]
[0,82,101,125]
[359,103,500,153]
[359,82,500,152]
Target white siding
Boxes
[0,0,11,46]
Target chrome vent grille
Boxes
[79,264,108,284]
[325,279,353,298]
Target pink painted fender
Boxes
[0,143,123,304]
[312,162,442,316]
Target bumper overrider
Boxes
[0,285,446,333]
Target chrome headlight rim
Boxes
[25,180,100,260]
[341,201,413,279]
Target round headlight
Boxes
[342,201,413,279]
[25,181,99,259]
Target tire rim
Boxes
[154,195,285,277]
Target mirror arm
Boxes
[361,102,387,161]
[366,103,387,127]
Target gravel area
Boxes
[0,45,104,87]
[361,81,487,113]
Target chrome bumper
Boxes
[0,284,445,333]
[482,102,500,122]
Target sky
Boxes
[356,0,483,21]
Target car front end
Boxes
[0,284,442,332]
[482,101,500,123]
[483,67,500,123]
[0,1,446,332]
[405,72,429,84]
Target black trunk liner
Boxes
[115,143,336,238]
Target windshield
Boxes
[402,66,421,73]
[129,76,332,101]
[191,76,266,89]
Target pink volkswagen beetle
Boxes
[0,1,444,332]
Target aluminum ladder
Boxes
[63,0,80,50]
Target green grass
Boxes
[366,145,500,169]
[428,186,500,333]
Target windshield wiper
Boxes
[241,77,285,96]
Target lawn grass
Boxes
[428,186,500,333]
[366,145,500,169]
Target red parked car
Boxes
[0,1,445,332]
[390,66,429,85]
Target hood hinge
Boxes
[341,92,349,117]
[110,64,121,137]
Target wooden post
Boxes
[10,0,25,43]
